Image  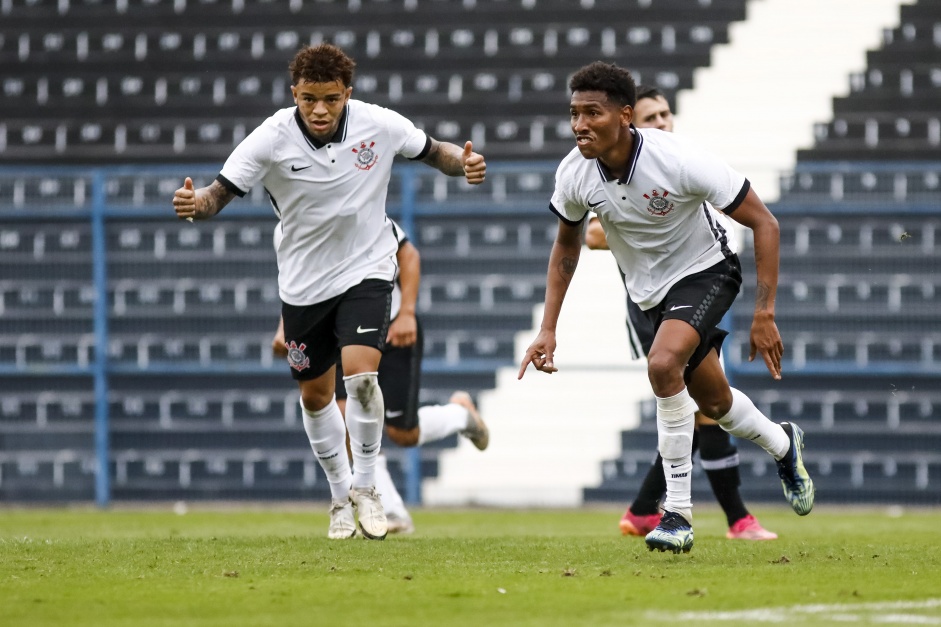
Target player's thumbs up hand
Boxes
[460,140,486,185]
[173,176,198,221]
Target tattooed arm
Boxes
[421,139,486,185]
[518,219,582,378]
[172,177,237,221]
[728,186,783,379]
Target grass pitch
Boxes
[1,505,939,626]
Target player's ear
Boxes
[622,104,634,127]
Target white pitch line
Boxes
[647,599,941,624]
[873,614,941,625]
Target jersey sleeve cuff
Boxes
[722,179,750,214]
[549,203,586,227]
[408,135,433,161]
[215,174,247,197]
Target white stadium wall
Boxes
[676,0,906,202]
[423,249,651,508]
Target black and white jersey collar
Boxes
[595,124,644,185]
[294,105,349,150]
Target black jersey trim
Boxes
[294,105,348,150]
[408,135,433,161]
[388,217,410,248]
[722,179,751,214]
[702,202,733,258]
[549,202,587,227]
[265,187,281,219]
[620,125,644,185]
[215,174,246,197]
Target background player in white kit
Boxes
[519,61,814,554]
[172,43,487,540]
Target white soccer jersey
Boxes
[221,99,430,306]
[552,127,748,310]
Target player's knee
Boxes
[299,389,332,413]
[646,351,685,395]
[343,372,381,411]
[696,394,732,420]
[693,388,733,419]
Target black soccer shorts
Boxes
[280,278,392,381]
[642,254,743,380]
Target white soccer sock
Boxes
[300,397,351,501]
[657,388,697,523]
[343,372,385,490]
[416,403,470,446]
[716,388,790,460]
[375,455,408,518]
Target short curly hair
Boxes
[289,43,356,87]
[569,61,636,108]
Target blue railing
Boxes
[775,160,941,213]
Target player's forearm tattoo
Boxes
[558,256,577,283]
[197,181,234,218]
[755,281,772,311]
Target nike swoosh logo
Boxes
[291,164,312,172]
[670,463,683,468]
[356,326,379,334]
[385,410,404,418]
[587,199,606,209]
[670,305,692,311]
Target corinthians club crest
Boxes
[352,141,379,170]
[643,189,674,216]
[285,340,310,372]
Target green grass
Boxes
[1,505,939,626]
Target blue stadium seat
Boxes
[0,450,96,500]
[796,0,940,162]
[0,332,96,370]
[0,391,95,427]
[423,329,516,363]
